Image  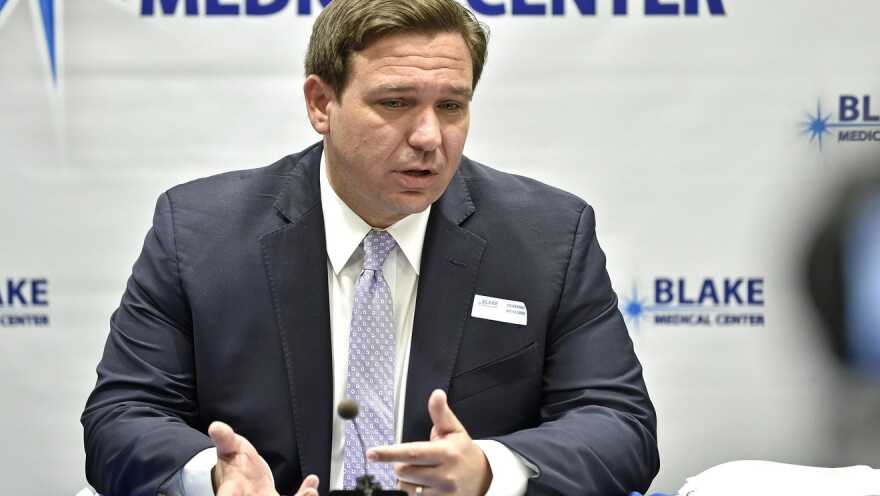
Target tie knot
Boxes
[362,230,397,271]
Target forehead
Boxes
[348,32,474,93]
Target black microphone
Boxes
[337,399,371,484]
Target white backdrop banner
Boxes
[2,0,879,493]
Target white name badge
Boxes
[471,294,528,326]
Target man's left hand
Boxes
[366,389,492,496]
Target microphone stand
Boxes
[328,475,406,496]
[329,400,406,496]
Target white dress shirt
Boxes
[163,153,531,496]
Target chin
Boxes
[389,202,431,220]
[398,203,431,216]
[393,192,436,211]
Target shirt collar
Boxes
[320,151,431,276]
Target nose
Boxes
[408,107,442,152]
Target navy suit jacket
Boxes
[82,142,659,496]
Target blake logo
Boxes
[802,96,880,150]
[622,277,765,328]
[0,0,58,85]
[0,278,50,327]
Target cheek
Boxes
[333,103,382,145]
[442,126,468,158]
[349,111,396,146]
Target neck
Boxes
[323,156,401,229]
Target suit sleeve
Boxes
[81,192,215,496]
[490,204,660,495]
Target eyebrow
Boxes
[369,84,473,99]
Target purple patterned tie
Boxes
[343,230,398,489]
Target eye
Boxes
[438,101,464,112]
[381,99,407,109]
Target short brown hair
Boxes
[305,0,489,96]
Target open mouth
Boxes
[401,170,434,177]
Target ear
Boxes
[303,75,337,135]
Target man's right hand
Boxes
[209,421,320,496]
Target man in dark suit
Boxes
[82,0,659,495]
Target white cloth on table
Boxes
[678,460,880,496]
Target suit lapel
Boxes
[403,168,486,442]
[260,144,334,494]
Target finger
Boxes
[296,474,320,494]
[209,421,242,458]
[295,484,319,496]
[399,480,433,496]
[367,441,444,465]
[427,389,463,436]
[395,462,451,490]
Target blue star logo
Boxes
[801,100,832,150]
[621,284,648,328]
[0,0,58,85]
